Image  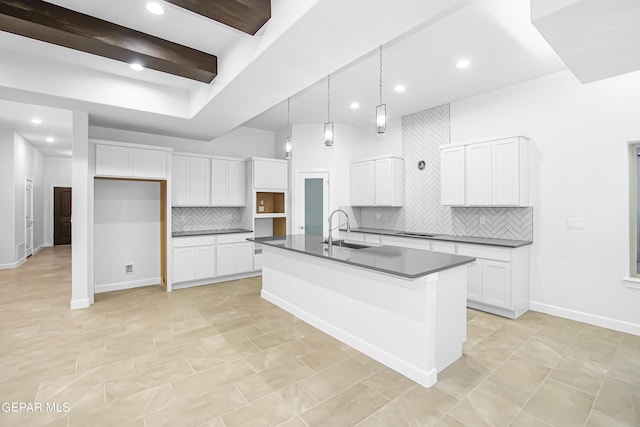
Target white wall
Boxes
[0,129,15,267]
[450,70,640,333]
[94,179,161,291]
[90,126,276,158]
[13,133,43,257]
[42,156,72,247]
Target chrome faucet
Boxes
[327,209,351,251]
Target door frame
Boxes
[25,178,34,258]
[294,170,330,237]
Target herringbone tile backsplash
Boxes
[172,207,244,232]
[354,104,533,241]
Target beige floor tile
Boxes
[223,384,317,426]
[234,359,315,402]
[153,326,221,351]
[359,384,456,427]
[188,340,260,373]
[487,356,550,399]
[509,411,553,427]
[524,378,595,427]
[608,350,640,387]
[592,377,640,426]
[277,416,309,427]
[245,340,313,372]
[434,354,491,400]
[548,354,607,394]
[297,344,351,372]
[449,379,530,427]
[363,367,417,400]
[565,328,620,365]
[144,383,246,427]
[300,383,388,427]
[172,359,255,402]
[298,358,375,401]
[433,415,467,427]
[513,337,565,368]
[464,336,519,370]
[585,409,637,427]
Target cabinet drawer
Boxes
[364,234,381,245]
[217,233,252,244]
[457,244,511,262]
[173,235,217,248]
[431,241,456,254]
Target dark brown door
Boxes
[54,187,72,245]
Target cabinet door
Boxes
[466,142,492,205]
[492,138,520,205]
[350,161,375,206]
[466,260,483,303]
[96,145,132,176]
[254,160,270,188]
[216,244,236,276]
[482,260,512,309]
[374,158,393,206]
[133,148,165,178]
[269,162,288,190]
[228,161,246,206]
[211,159,229,206]
[172,155,189,205]
[189,157,211,206]
[173,248,195,283]
[440,146,466,205]
[235,243,253,273]
[194,246,215,280]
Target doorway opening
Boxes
[54,187,72,245]
[295,171,329,237]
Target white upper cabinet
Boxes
[211,158,246,207]
[253,159,288,190]
[95,143,168,179]
[350,161,375,206]
[440,146,466,206]
[171,155,210,206]
[351,156,403,207]
[440,137,529,207]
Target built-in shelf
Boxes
[256,192,285,214]
[254,213,286,218]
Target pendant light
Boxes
[376,45,386,135]
[284,97,292,159]
[324,74,334,146]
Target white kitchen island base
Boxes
[260,245,468,387]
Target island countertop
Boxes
[249,234,475,279]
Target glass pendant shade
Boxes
[324,122,334,146]
[284,136,292,159]
[376,104,386,135]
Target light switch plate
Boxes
[258,206,265,212]
[567,218,585,229]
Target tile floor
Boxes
[0,245,639,426]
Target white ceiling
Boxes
[0,0,636,156]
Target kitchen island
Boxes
[249,234,475,387]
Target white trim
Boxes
[89,139,173,151]
[0,257,26,270]
[623,276,640,289]
[530,301,640,336]
[94,277,162,294]
[70,298,90,310]
[171,271,260,290]
[262,289,438,387]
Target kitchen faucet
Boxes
[327,209,351,252]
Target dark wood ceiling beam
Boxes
[165,0,270,35]
[0,0,217,83]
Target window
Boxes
[629,143,640,278]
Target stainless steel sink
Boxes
[398,232,437,238]
[322,239,371,250]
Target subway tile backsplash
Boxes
[172,207,244,232]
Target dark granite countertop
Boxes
[343,227,532,248]
[249,234,475,279]
[172,228,253,237]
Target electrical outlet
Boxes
[567,218,585,230]
[479,216,486,225]
[125,263,134,274]
[179,215,186,222]
[258,206,265,212]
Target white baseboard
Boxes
[530,301,640,336]
[171,271,261,291]
[0,257,27,270]
[33,245,44,255]
[70,298,90,310]
[95,277,162,294]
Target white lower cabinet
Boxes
[173,233,253,285]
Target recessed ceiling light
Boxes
[456,59,470,69]
[350,102,360,109]
[31,117,42,125]
[130,63,144,71]
[394,84,406,93]
[46,137,55,143]
[146,2,165,15]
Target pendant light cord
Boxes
[287,97,291,138]
[327,74,331,122]
[379,46,383,105]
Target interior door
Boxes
[25,178,33,257]
[54,187,72,245]
[295,172,329,237]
